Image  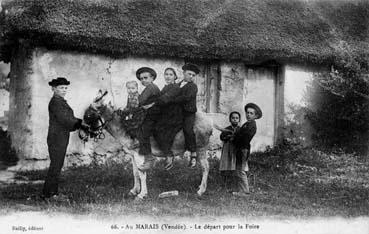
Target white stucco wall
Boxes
[0,89,9,130]
[216,63,276,152]
[28,48,192,159]
[10,47,284,162]
[0,62,10,130]
[244,67,276,151]
[284,65,320,144]
[284,65,313,119]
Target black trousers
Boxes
[183,112,196,152]
[138,115,157,155]
[153,128,178,156]
[42,137,68,197]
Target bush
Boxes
[304,45,369,154]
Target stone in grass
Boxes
[158,190,179,198]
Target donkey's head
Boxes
[83,89,133,143]
[84,89,115,122]
[81,90,114,138]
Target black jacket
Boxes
[47,95,82,147]
[233,120,257,150]
[139,83,161,117]
[174,81,198,113]
[156,83,183,128]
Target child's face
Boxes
[230,113,240,126]
[139,72,154,86]
[246,108,257,121]
[164,69,176,84]
[126,83,138,94]
[183,70,197,82]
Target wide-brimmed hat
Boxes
[48,77,70,87]
[182,63,200,74]
[136,67,157,80]
[244,103,262,119]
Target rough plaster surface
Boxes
[244,67,276,150]
[284,65,316,144]
[0,89,9,130]
[8,46,33,160]
[28,48,190,160]
[9,47,303,166]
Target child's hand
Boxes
[117,109,123,116]
[142,103,155,109]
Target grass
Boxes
[0,147,368,219]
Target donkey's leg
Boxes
[134,153,148,199]
[121,147,141,196]
[129,152,141,195]
[197,147,209,196]
[137,170,148,200]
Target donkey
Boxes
[83,91,213,200]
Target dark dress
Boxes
[138,83,161,155]
[43,95,82,197]
[219,125,240,171]
[153,83,183,156]
[174,81,198,152]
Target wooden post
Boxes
[274,65,285,145]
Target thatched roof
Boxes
[0,0,368,65]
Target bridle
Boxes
[79,107,106,142]
[79,91,116,142]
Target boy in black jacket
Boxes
[174,63,200,168]
[43,77,88,200]
[232,103,262,196]
[136,67,161,171]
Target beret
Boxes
[182,63,200,74]
[244,103,262,119]
[48,77,70,87]
[136,67,157,80]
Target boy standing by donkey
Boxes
[174,63,200,168]
[232,103,262,197]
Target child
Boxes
[118,80,145,139]
[43,77,86,201]
[153,68,182,170]
[219,111,241,192]
[136,67,160,171]
[232,103,262,197]
[174,63,200,168]
[124,80,140,117]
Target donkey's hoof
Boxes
[196,190,205,197]
[134,194,147,202]
[124,191,137,200]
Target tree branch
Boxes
[315,80,346,98]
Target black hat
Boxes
[48,77,70,87]
[182,63,200,74]
[244,103,262,119]
[136,67,157,80]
